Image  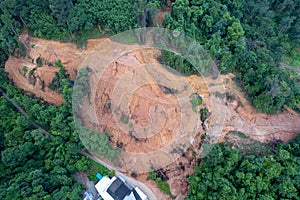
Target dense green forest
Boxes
[0,0,163,52]
[0,0,300,199]
[186,138,300,199]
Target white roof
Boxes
[95,176,116,193]
[99,192,114,200]
[123,192,136,200]
[95,177,117,200]
[135,187,148,200]
[95,176,148,200]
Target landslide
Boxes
[5,35,300,199]
[87,48,300,199]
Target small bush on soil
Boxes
[200,107,207,122]
[190,93,202,113]
[22,66,28,76]
[230,131,250,139]
[121,113,129,124]
[156,178,173,198]
[148,169,175,198]
[148,169,156,181]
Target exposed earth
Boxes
[5,34,300,199]
[5,34,105,104]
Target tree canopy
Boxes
[186,138,300,199]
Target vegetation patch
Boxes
[283,48,300,66]
[112,30,138,44]
[120,113,129,124]
[200,107,208,122]
[189,93,202,113]
[22,66,28,76]
[229,131,250,139]
[86,160,110,183]
[148,169,175,199]
[48,61,70,93]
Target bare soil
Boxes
[5,35,300,200]
[5,34,105,105]
[222,76,300,143]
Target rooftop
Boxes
[95,176,147,200]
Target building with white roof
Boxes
[95,176,147,200]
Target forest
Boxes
[0,0,299,199]
[186,138,300,199]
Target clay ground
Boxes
[5,35,300,200]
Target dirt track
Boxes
[5,35,300,199]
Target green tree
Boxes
[1,142,36,167]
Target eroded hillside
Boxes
[5,35,300,199]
